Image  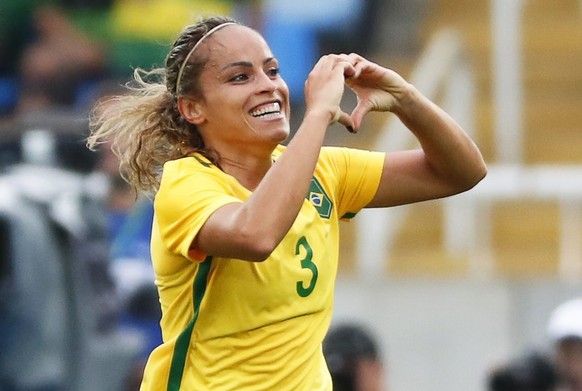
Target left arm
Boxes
[345,54,487,207]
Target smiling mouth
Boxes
[250,102,282,118]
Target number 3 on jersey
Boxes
[295,236,318,297]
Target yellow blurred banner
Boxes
[111,0,233,40]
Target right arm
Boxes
[193,55,355,261]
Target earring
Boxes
[179,140,189,155]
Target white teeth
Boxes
[251,102,281,117]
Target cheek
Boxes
[277,82,291,113]
[204,92,243,117]
[279,80,290,97]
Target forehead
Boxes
[201,25,273,63]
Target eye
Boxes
[229,73,249,83]
[267,67,280,78]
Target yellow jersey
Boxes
[140,145,384,391]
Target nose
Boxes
[256,72,278,93]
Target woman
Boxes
[88,15,486,391]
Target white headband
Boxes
[176,22,237,94]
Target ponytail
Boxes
[87,16,237,195]
[88,68,192,195]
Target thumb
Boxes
[336,111,356,133]
[350,101,372,129]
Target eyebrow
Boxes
[220,57,276,71]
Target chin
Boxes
[265,123,290,143]
[273,128,290,143]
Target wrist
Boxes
[303,108,335,126]
[390,82,419,115]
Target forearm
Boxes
[235,57,352,251]
[247,112,329,230]
[215,111,331,260]
[197,54,354,260]
[393,84,487,188]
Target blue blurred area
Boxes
[261,0,365,102]
[262,17,317,104]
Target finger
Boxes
[323,54,356,76]
[312,54,335,73]
[336,53,359,69]
[352,60,374,77]
[343,63,357,78]
[350,101,372,129]
[331,108,342,123]
[347,52,366,62]
[333,60,356,78]
[337,111,356,133]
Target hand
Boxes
[344,54,410,129]
[304,54,356,129]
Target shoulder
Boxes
[157,155,230,201]
[162,154,215,173]
[318,146,385,170]
[161,155,221,182]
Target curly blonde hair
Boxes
[87,16,238,195]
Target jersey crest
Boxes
[306,178,332,219]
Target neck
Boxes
[219,151,275,191]
[202,135,279,190]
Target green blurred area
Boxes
[0,0,235,78]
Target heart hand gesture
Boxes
[344,53,410,130]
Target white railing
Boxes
[354,25,582,281]
[492,0,525,164]
[445,165,582,280]
[354,28,474,279]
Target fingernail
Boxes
[346,126,356,133]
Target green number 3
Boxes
[295,236,318,297]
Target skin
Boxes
[556,339,582,391]
[355,358,385,391]
[179,26,293,183]
[177,24,487,262]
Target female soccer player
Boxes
[88,15,486,391]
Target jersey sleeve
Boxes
[154,157,242,262]
[320,147,385,220]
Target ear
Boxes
[177,96,206,125]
